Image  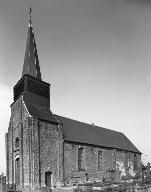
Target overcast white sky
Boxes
[0,0,151,174]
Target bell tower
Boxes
[5,8,59,191]
[13,8,50,110]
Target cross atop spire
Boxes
[29,7,32,24]
[22,7,42,80]
[29,6,32,16]
[29,6,32,26]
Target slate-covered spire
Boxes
[22,8,42,80]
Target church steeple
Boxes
[13,9,50,105]
[22,8,41,80]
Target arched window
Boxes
[15,137,19,148]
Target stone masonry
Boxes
[64,141,142,186]
[6,94,142,190]
[6,96,63,190]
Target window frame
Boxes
[98,150,103,171]
[78,147,85,171]
[15,137,19,149]
[134,154,137,171]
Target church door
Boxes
[15,158,20,186]
[45,171,52,187]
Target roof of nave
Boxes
[55,115,141,154]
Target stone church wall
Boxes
[64,141,141,186]
[6,95,142,190]
[6,95,61,190]
[39,121,59,188]
[6,96,29,186]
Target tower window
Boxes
[98,150,103,171]
[15,137,19,148]
[78,147,85,171]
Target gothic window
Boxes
[15,137,19,148]
[98,150,103,170]
[78,147,85,171]
[134,154,137,171]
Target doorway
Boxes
[15,157,20,186]
[45,171,52,187]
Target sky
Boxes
[0,0,151,174]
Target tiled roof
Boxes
[55,115,141,154]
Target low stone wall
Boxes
[76,183,151,192]
[2,185,151,192]
[52,187,76,192]
[36,184,151,192]
[51,186,151,192]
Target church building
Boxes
[5,13,142,191]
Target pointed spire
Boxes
[22,7,42,80]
